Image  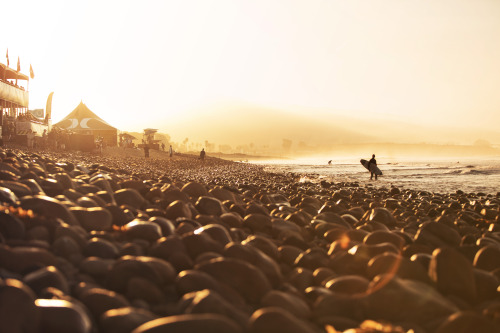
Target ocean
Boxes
[254,156,500,195]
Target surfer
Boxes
[328,160,332,165]
[368,154,377,180]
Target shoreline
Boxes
[0,146,499,332]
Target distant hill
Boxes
[161,103,500,149]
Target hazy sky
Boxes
[2,0,500,142]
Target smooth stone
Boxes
[0,169,18,181]
[20,195,79,225]
[294,247,330,270]
[181,181,208,199]
[40,178,65,196]
[76,196,100,208]
[19,179,45,195]
[366,275,459,327]
[175,270,246,308]
[23,265,70,296]
[0,245,58,273]
[196,257,272,304]
[79,257,115,279]
[78,287,130,319]
[324,275,370,295]
[126,277,166,304]
[165,200,193,220]
[367,252,432,284]
[415,221,462,249]
[278,245,303,266]
[148,235,188,259]
[106,204,135,226]
[162,188,190,205]
[52,236,84,266]
[261,290,311,319]
[474,246,500,272]
[0,186,18,205]
[245,202,270,216]
[436,311,499,333]
[313,267,337,286]
[429,247,477,303]
[35,299,92,333]
[196,224,233,247]
[287,267,315,292]
[54,224,88,248]
[70,207,113,231]
[209,187,244,204]
[195,196,227,216]
[114,188,146,210]
[473,268,500,302]
[248,307,315,333]
[363,230,405,249]
[0,278,40,333]
[54,173,74,190]
[100,307,158,333]
[107,255,176,293]
[0,162,21,176]
[224,242,282,288]
[123,220,163,242]
[348,242,400,260]
[119,179,148,195]
[148,216,175,236]
[313,292,366,322]
[0,180,32,198]
[179,289,249,328]
[243,213,272,233]
[366,207,398,227]
[0,210,25,239]
[314,212,352,229]
[241,235,279,261]
[182,232,224,259]
[83,238,119,259]
[220,212,244,228]
[132,313,242,333]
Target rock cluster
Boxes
[0,147,499,333]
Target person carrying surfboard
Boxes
[368,154,378,180]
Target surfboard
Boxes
[360,159,382,176]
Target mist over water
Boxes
[254,156,500,195]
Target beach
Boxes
[1,146,499,333]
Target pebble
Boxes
[0,147,499,333]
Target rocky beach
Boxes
[0,146,499,333]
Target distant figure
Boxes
[161,142,165,151]
[143,145,150,158]
[368,154,377,180]
[169,145,173,158]
[328,160,332,165]
[199,148,206,160]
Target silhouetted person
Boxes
[368,154,377,180]
[161,142,165,151]
[143,145,150,158]
[328,160,332,165]
[169,145,173,158]
[199,148,206,160]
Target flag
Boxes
[30,64,35,79]
[17,57,20,72]
[6,48,9,67]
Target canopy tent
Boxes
[0,62,29,81]
[53,101,117,146]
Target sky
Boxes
[2,0,500,145]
